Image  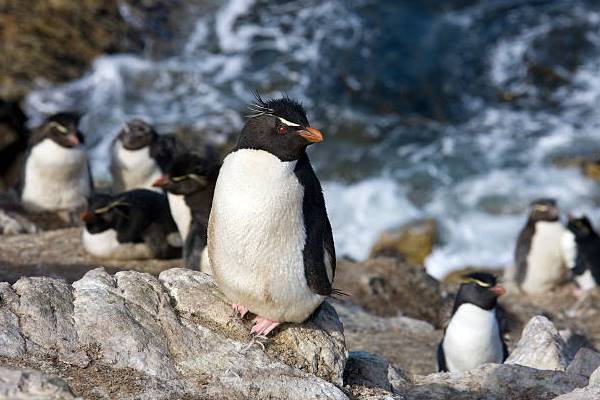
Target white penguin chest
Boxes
[522,221,567,293]
[443,304,504,372]
[167,192,192,240]
[82,228,154,260]
[111,141,161,191]
[208,149,322,322]
[22,139,91,212]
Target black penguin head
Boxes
[528,198,559,222]
[152,152,217,195]
[80,194,126,233]
[453,272,505,312]
[567,214,596,239]
[118,119,157,150]
[236,95,324,161]
[37,112,83,148]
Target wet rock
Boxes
[369,219,437,265]
[0,210,38,235]
[506,315,572,371]
[335,257,443,326]
[0,1,141,100]
[0,366,76,400]
[567,348,600,383]
[408,364,582,400]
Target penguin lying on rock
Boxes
[208,95,335,336]
[110,119,184,192]
[152,152,219,271]
[81,189,181,260]
[20,112,92,213]
[437,272,508,372]
[512,198,572,294]
[565,214,600,292]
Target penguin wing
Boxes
[294,153,335,296]
[495,311,509,361]
[514,222,534,286]
[436,339,448,372]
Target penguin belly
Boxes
[21,139,91,212]
[111,141,161,192]
[82,228,154,260]
[522,221,568,294]
[167,192,192,240]
[442,304,504,372]
[208,149,323,323]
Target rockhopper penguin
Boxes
[208,95,335,336]
[512,198,572,294]
[437,272,508,372]
[20,112,92,213]
[110,119,184,192]
[81,189,181,260]
[565,214,600,292]
[153,152,219,271]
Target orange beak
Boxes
[298,127,324,143]
[152,175,170,188]
[67,134,80,147]
[80,210,93,222]
[490,285,506,297]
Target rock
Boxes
[408,364,583,400]
[343,351,409,395]
[159,268,347,386]
[334,257,444,326]
[0,366,76,400]
[0,268,349,400]
[567,348,600,383]
[0,210,38,235]
[506,315,572,371]
[552,387,600,400]
[590,366,600,386]
[369,219,437,265]
[0,1,141,100]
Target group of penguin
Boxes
[16,96,600,367]
[20,113,218,270]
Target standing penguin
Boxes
[437,272,508,372]
[208,95,334,336]
[110,119,184,192]
[21,112,92,213]
[152,152,219,270]
[81,189,181,260]
[565,214,600,292]
[512,198,572,294]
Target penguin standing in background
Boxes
[110,119,184,192]
[152,152,219,271]
[512,198,571,294]
[437,272,508,372]
[81,189,181,260]
[21,112,92,213]
[208,95,335,336]
[565,214,600,292]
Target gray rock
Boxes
[506,315,572,371]
[567,348,600,383]
[0,366,76,400]
[552,387,600,400]
[344,351,393,391]
[0,210,38,235]
[409,363,583,400]
[589,366,600,387]
[0,283,25,358]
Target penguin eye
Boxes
[278,126,287,135]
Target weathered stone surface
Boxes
[409,364,583,400]
[0,210,38,235]
[0,283,25,358]
[590,366,600,386]
[552,386,600,400]
[369,219,437,265]
[159,268,347,386]
[506,315,572,371]
[344,351,393,391]
[0,366,76,400]
[567,348,600,383]
[335,257,443,326]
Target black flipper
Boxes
[294,153,335,296]
[514,221,535,286]
[495,311,509,362]
[437,340,448,372]
[183,220,206,269]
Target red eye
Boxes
[278,126,286,135]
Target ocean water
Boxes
[25,0,600,278]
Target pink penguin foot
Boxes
[573,287,585,300]
[231,303,249,318]
[251,316,280,336]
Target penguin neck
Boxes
[184,183,215,219]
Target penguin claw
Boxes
[231,303,249,318]
[251,317,280,336]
